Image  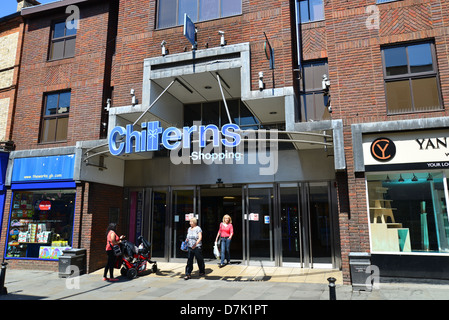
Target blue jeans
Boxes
[220,237,231,265]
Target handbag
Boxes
[110,241,121,256]
[181,240,188,252]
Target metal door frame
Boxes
[243,184,276,266]
[168,186,197,261]
[277,182,303,268]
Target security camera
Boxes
[105,98,111,111]
[322,74,330,91]
[130,89,136,106]
[218,30,226,46]
[258,72,264,91]
[161,40,167,56]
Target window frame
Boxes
[156,0,242,30]
[39,91,71,144]
[298,0,325,24]
[48,19,77,61]
[381,41,443,115]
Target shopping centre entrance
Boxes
[136,182,339,268]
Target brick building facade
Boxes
[2,0,449,285]
[299,0,449,283]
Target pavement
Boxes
[2,260,449,304]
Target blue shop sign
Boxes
[12,154,75,183]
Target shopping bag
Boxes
[213,243,220,259]
[181,240,188,252]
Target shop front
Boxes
[89,40,347,270]
[353,117,449,279]
[3,153,77,263]
[121,147,341,269]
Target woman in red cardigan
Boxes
[215,214,234,267]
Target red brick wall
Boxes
[82,182,125,273]
[301,0,449,283]
[12,1,114,151]
[111,0,296,107]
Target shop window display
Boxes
[6,189,76,260]
[367,172,449,253]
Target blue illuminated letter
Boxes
[162,127,182,150]
[108,126,126,156]
[221,123,241,147]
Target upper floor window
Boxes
[382,41,442,114]
[184,99,259,129]
[300,60,330,121]
[40,91,70,143]
[157,0,242,29]
[49,20,77,60]
[299,0,324,23]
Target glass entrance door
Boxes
[150,189,168,258]
[171,188,196,259]
[279,184,302,265]
[308,182,333,265]
[199,187,243,261]
[245,186,275,265]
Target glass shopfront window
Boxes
[6,189,76,260]
[367,172,449,253]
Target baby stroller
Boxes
[115,235,158,279]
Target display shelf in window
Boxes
[368,181,411,252]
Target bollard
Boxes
[327,277,336,300]
[0,261,8,295]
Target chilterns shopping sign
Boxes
[108,121,241,155]
[108,121,279,175]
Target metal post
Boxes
[327,277,336,300]
[0,262,8,295]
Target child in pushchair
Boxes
[115,235,158,279]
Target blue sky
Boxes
[0,0,57,18]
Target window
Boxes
[300,60,330,121]
[6,189,76,260]
[367,172,449,254]
[49,20,77,60]
[184,99,258,129]
[40,91,70,143]
[157,0,242,29]
[382,42,442,114]
[299,0,324,23]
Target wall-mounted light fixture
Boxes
[218,30,226,46]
